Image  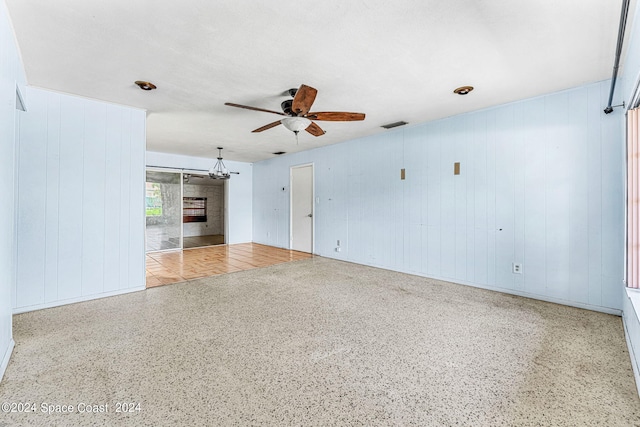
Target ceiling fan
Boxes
[225,84,365,137]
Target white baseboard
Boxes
[623,289,640,397]
[449,280,623,316]
[623,313,640,397]
[321,254,623,316]
[13,286,146,314]
[0,339,15,383]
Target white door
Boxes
[291,165,313,253]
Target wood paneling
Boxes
[253,80,625,312]
[14,87,146,311]
[0,0,27,379]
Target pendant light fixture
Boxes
[209,147,231,180]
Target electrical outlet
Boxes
[335,247,341,252]
[512,263,522,274]
[337,240,341,246]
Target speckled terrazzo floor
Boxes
[1,257,639,426]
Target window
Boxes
[629,109,640,288]
[183,197,207,223]
[146,183,163,217]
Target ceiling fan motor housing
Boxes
[281,99,294,116]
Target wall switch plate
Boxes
[512,263,522,274]
[337,240,340,246]
[335,247,341,252]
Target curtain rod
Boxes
[146,165,209,173]
[604,0,630,114]
[146,165,240,175]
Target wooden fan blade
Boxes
[306,112,365,121]
[225,102,285,116]
[305,121,325,137]
[292,84,318,116]
[252,120,282,133]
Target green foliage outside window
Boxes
[146,183,163,217]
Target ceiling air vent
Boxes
[381,121,408,129]
[272,151,286,155]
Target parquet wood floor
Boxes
[145,243,312,288]
[183,234,225,248]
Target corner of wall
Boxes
[0,338,15,382]
[0,0,26,383]
[623,289,640,397]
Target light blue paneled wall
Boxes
[14,87,146,312]
[254,80,624,313]
[0,0,26,381]
[145,151,253,244]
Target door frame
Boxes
[289,163,315,253]
[181,169,228,250]
[223,178,229,245]
[145,166,229,253]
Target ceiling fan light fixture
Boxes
[453,85,474,95]
[135,81,157,91]
[281,117,311,133]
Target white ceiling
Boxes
[5,0,634,163]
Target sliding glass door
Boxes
[145,170,182,252]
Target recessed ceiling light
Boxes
[453,86,474,95]
[135,81,157,91]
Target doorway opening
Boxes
[145,169,227,254]
[182,174,226,249]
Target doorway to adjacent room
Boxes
[145,170,227,254]
[182,174,226,249]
